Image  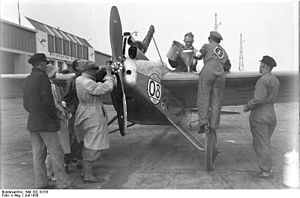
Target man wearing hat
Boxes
[196,31,231,137]
[63,59,84,167]
[23,53,73,188]
[74,60,114,182]
[45,64,72,178]
[167,32,198,72]
[243,55,280,178]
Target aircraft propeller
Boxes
[109,6,127,136]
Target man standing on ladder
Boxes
[194,31,231,168]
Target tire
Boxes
[205,131,217,171]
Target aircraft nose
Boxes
[123,59,137,87]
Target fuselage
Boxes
[119,58,298,125]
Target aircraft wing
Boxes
[161,71,298,109]
[1,74,32,98]
[0,73,113,105]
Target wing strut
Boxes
[138,66,206,151]
[166,117,205,151]
[158,92,206,151]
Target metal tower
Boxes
[18,0,21,25]
[239,33,245,71]
[214,13,222,32]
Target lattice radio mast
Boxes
[239,33,245,71]
[214,13,222,32]
[18,0,21,25]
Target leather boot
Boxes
[198,124,209,134]
[82,160,105,183]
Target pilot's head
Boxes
[28,53,49,72]
[184,32,194,49]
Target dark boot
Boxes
[198,124,209,134]
[82,160,105,183]
[250,170,274,179]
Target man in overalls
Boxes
[243,55,280,178]
[196,31,230,135]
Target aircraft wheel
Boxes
[205,130,217,171]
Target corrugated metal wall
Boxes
[95,51,111,65]
[0,21,36,53]
[0,51,14,73]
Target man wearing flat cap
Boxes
[74,60,114,182]
[23,53,73,188]
[195,31,231,140]
[243,55,280,178]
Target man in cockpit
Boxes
[167,32,198,72]
[128,25,155,54]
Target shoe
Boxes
[250,170,274,179]
[48,176,56,182]
[47,173,56,181]
[198,124,209,134]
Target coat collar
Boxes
[32,67,48,77]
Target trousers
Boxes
[197,68,225,130]
[249,106,277,172]
[30,132,71,188]
[82,147,104,162]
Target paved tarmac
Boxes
[1,99,299,189]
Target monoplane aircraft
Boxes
[1,6,297,170]
[106,6,298,170]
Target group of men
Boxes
[23,53,114,188]
[127,29,280,179]
[189,31,279,179]
[22,29,279,189]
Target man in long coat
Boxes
[74,60,114,182]
[23,53,72,189]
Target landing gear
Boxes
[205,129,218,171]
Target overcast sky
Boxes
[1,0,298,71]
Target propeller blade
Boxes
[109,6,127,136]
[111,73,127,136]
[110,6,123,62]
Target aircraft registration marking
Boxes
[147,74,161,105]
